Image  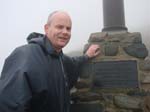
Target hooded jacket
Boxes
[0,32,88,112]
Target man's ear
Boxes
[44,24,49,34]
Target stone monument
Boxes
[70,0,150,112]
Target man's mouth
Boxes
[59,37,68,41]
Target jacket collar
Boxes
[44,36,63,57]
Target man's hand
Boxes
[85,44,100,58]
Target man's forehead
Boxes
[52,12,71,20]
[51,13,71,25]
[48,11,71,22]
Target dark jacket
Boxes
[0,32,88,112]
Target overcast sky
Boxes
[0,0,150,72]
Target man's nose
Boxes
[62,28,68,34]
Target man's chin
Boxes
[60,44,67,48]
[57,44,67,50]
[59,42,68,48]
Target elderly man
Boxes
[0,11,100,112]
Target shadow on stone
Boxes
[70,103,104,112]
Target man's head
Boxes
[44,11,72,52]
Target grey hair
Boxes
[46,10,71,25]
[46,10,59,25]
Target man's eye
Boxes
[56,25,63,29]
[67,27,71,31]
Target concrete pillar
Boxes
[102,0,128,32]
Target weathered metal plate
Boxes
[92,60,139,88]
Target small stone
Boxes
[122,32,142,43]
[139,57,150,71]
[75,79,91,89]
[104,107,117,112]
[127,89,150,96]
[104,42,119,56]
[141,75,150,83]
[102,93,114,103]
[114,95,142,110]
[70,103,104,112]
[143,96,150,112]
[88,32,107,42]
[71,91,102,102]
[123,43,148,58]
[119,109,133,112]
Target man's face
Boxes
[44,12,72,52]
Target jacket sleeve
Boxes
[62,55,89,89]
[0,49,32,112]
[0,70,32,112]
[71,55,89,67]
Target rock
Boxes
[75,79,91,89]
[88,32,107,42]
[127,89,150,97]
[141,75,150,83]
[114,95,142,110]
[102,93,114,104]
[143,96,150,112]
[123,43,148,58]
[71,91,102,102]
[139,58,150,71]
[70,102,104,112]
[104,107,117,112]
[108,33,127,42]
[119,109,133,112]
[104,42,119,56]
[141,84,150,92]
[122,32,142,43]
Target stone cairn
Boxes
[70,32,150,112]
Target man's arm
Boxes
[85,44,100,59]
[0,47,33,112]
[63,44,100,89]
[0,67,32,112]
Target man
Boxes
[0,11,100,112]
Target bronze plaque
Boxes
[93,60,139,88]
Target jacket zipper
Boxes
[59,56,70,112]
[59,56,68,87]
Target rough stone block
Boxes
[70,103,104,112]
[88,32,107,42]
[114,95,142,110]
[71,91,102,102]
[123,43,148,58]
[141,75,150,84]
[139,58,150,71]
[104,42,119,56]
[143,96,150,112]
[122,32,142,43]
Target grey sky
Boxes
[0,0,150,72]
